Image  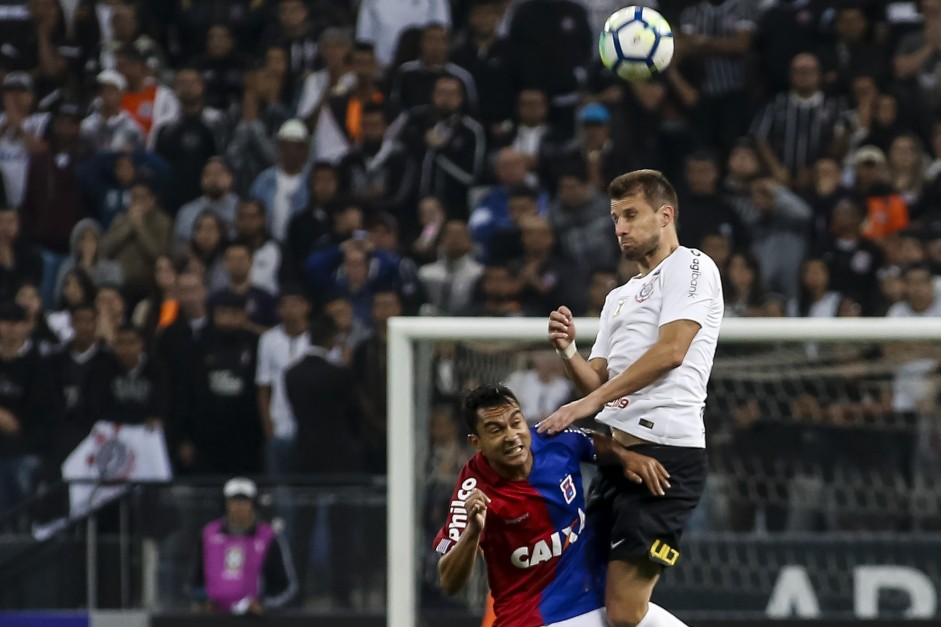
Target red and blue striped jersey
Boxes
[434,428,605,626]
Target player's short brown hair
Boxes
[608,169,679,218]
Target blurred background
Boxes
[0,0,940,624]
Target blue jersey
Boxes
[434,428,605,626]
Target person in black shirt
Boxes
[0,302,57,513]
[50,303,111,466]
[208,241,278,336]
[0,206,43,303]
[677,150,750,252]
[179,292,262,475]
[192,24,254,111]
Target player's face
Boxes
[611,193,665,261]
[469,402,532,474]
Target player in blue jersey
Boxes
[434,384,670,627]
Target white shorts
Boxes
[545,608,607,627]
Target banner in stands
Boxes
[655,535,941,619]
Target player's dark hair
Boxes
[608,169,679,219]
[462,384,520,434]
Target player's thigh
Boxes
[544,608,608,627]
[605,557,663,623]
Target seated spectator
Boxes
[395,75,485,218]
[235,200,281,296]
[745,177,812,300]
[305,239,399,324]
[131,255,179,341]
[80,70,145,153]
[87,324,167,428]
[208,241,277,336]
[100,179,173,306]
[191,478,297,613]
[468,149,546,253]
[461,264,523,317]
[249,119,310,242]
[392,24,477,113]
[94,283,127,347]
[505,351,573,424]
[509,215,585,316]
[547,166,619,274]
[418,220,483,316]
[817,194,884,315]
[179,293,262,475]
[185,211,230,293]
[409,195,447,266]
[0,206,43,302]
[338,103,413,221]
[174,158,239,247]
[0,302,55,514]
[192,24,254,112]
[787,259,842,318]
[324,297,371,367]
[53,219,124,307]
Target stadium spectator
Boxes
[256,285,311,476]
[819,5,888,95]
[192,477,297,613]
[677,150,749,253]
[851,145,911,242]
[174,158,239,248]
[20,102,90,305]
[0,72,48,208]
[887,133,932,221]
[396,75,485,218]
[296,28,355,127]
[282,162,341,283]
[353,290,403,473]
[0,302,55,514]
[419,220,483,316]
[469,149,545,253]
[509,215,585,316]
[15,281,60,355]
[545,103,632,195]
[462,263,523,317]
[894,0,941,120]
[393,24,477,113]
[185,211,229,293]
[94,283,126,347]
[355,0,451,69]
[723,251,773,318]
[410,195,447,265]
[131,254,179,341]
[787,259,842,318]
[208,241,277,335]
[179,292,262,475]
[116,45,179,148]
[100,179,172,306]
[0,206,43,303]
[191,24,254,112]
[324,296,370,367]
[490,89,562,170]
[234,200,281,296]
[548,166,619,274]
[78,149,171,230]
[80,70,145,153]
[250,119,310,243]
[504,351,573,424]
[304,238,400,323]
[258,0,320,91]
[48,268,96,343]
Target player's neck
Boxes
[490,456,533,481]
[638,237,680,276]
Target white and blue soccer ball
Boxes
[599,6,674,82]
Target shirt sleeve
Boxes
[432,465,480,555]
[659,249,721,328]
[588,293,614,361]
[255,333,274,385]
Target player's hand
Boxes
[537,397,602,435]
[617,448,671,496]
[547,306,575,350]
[465,489,491,534]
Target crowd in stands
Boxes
[1,0,941,543]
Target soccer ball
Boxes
[599,6,674,82]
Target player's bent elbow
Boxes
[665,346,686,369]
[437,561,464,597]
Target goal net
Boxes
[387,317,941,625]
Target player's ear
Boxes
[467,433,481,452]
[661,204,676,227]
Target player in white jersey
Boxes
[538,169,723,627]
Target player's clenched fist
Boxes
[547,306,576,350]
[465,489,491,533]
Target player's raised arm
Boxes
[548,305,608,396]
[437,488,490,596]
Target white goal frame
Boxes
[386,316,941,627]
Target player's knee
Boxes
[605,600,648,627]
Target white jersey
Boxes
[589,246,723,448]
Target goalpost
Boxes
[387,317,941,626]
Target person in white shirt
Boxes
[255,284,311,475]
[539,169,723,627]
[355,0,451,69]
[505,351,573,424]
[249,119,310,242]
[418,220,483,315]
[0,72,49,208]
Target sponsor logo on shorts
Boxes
[649,539,680,566]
